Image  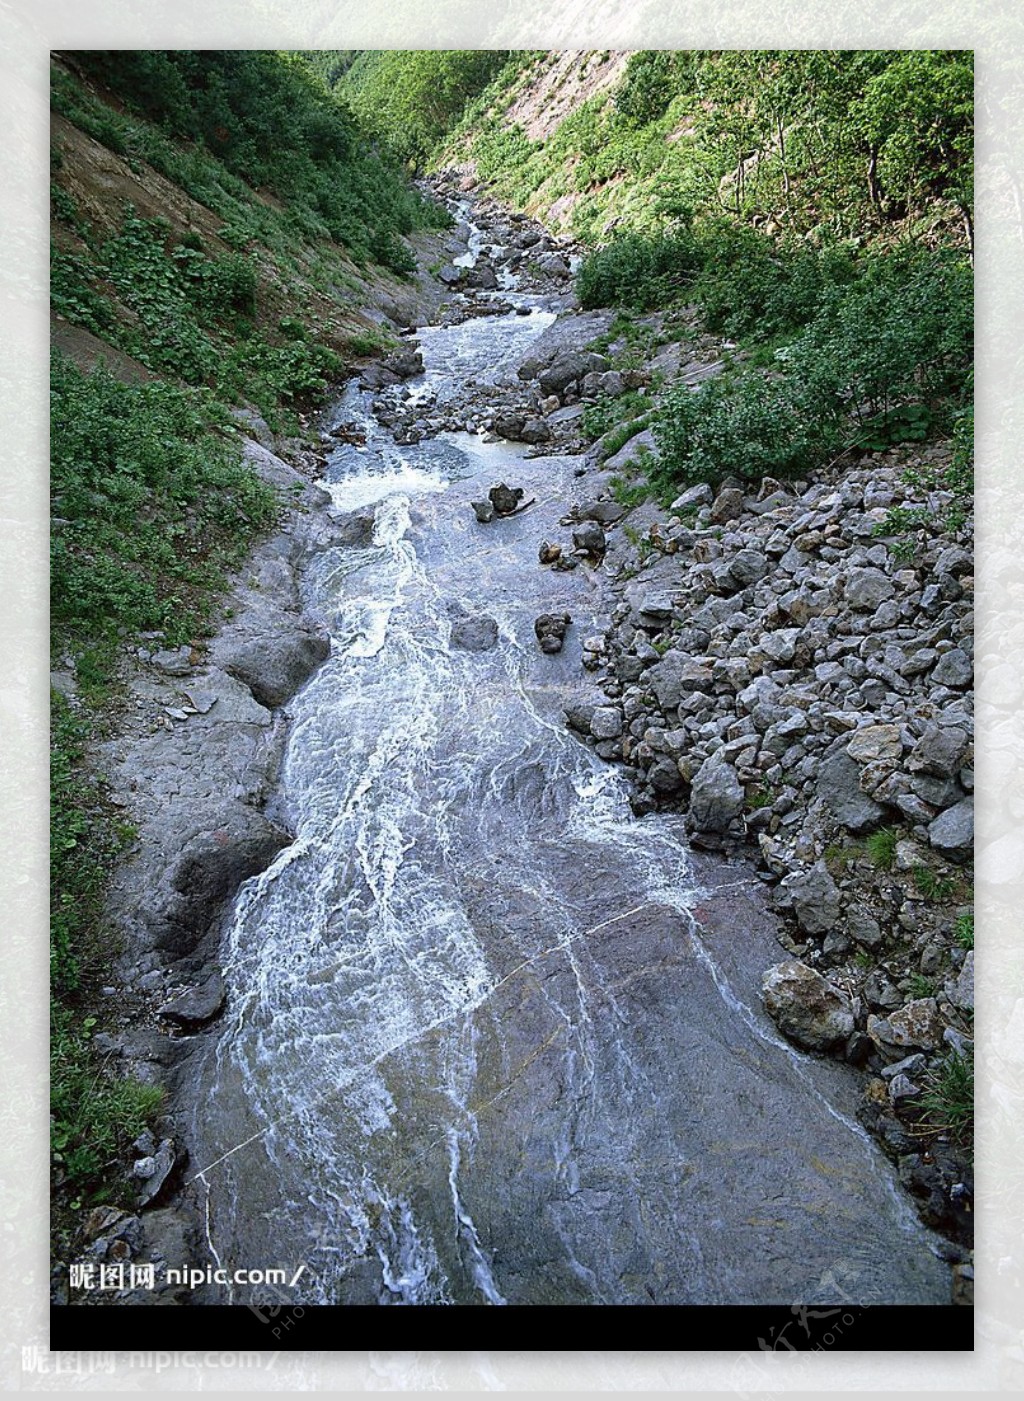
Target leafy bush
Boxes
[577,231,702,311]
[654,370,828,488]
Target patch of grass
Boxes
[865,826,901,870]
[907,973,937,999]
[609,473,654,509]
[917,1050,974,1153]
[954,911,974,950]
[913,866,960,902]
[51,1005,165,1198]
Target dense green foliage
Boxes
[450,49,972,248]
[52,356,279,649]
[335,50,514,169]
[647,244,971,490]
[61,50,446,271]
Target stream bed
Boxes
[185,276,950,1308]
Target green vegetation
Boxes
[913,865,960,902]
[906,973,938,999]
[59,51,447,271]
[335,51,515,170]
[52,1005,165,1198]
[865,826,901,870]
[954,911,975,950]
[918,1051,974,1152]
[439,49,973,499]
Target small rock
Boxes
[949,950,974,1011]
[539,542,562,565]
[590,706,624,740]
[928,798,973,861]
[150,646,193,677]
[844,568,895,612]
[572,522,607,556]
[671,483,713,512]
[489,483,525,516]
[709,487,745,525]
[472,499,496,523]
[762,960,855,1052]
[158,972,226,1030]
[931,649,973,689]
[689,751,744,833]
[534,613,571,654]
[867,998,945,1059]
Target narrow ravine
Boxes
[183,214,951,1308]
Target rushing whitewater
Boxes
[187,282,949,1308]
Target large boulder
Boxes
[537,352,610,397]
[762,961,855,1052]
[214,622,330,709]
[688,752,744,833]
[782,861,841,935]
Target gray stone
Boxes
[762,960,855,1052]
[472,499,496,523]
[564,700,597,734]
[136,1138,181,1208]
[573,522,607,555]
[648,757,685,794]
[844,568,895,611]
[537,352,610,397]
[598,370,627,398]
[930,648,973,689]
[637,592,675,622]
[152,805,291,955]
[590,706,625,740]
[520,418,552,444]
[880,1053,927,1082]
[688,752,744,832]
[158,972,226,1029]
[728,549,770,588]
[817,750,887,833]
[783,861,841,935]
[150,646,193,677]
[450,612,499,652]
[603,428,659,473]
[647,653,714,710]
[537,252,571,278]
[215,623,330,709]
[928,798,973,861]
[183,689,218,715]
[846,906,883,949]
[867,998,945,1059]
[671,483,713,512]
[949,950,974,1011]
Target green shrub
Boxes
[577,231,702,311]
[653,370,827,488]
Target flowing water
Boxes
[187,274,950,1308]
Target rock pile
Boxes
[563,443,974,1251]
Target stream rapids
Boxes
[185,233,950,1309]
